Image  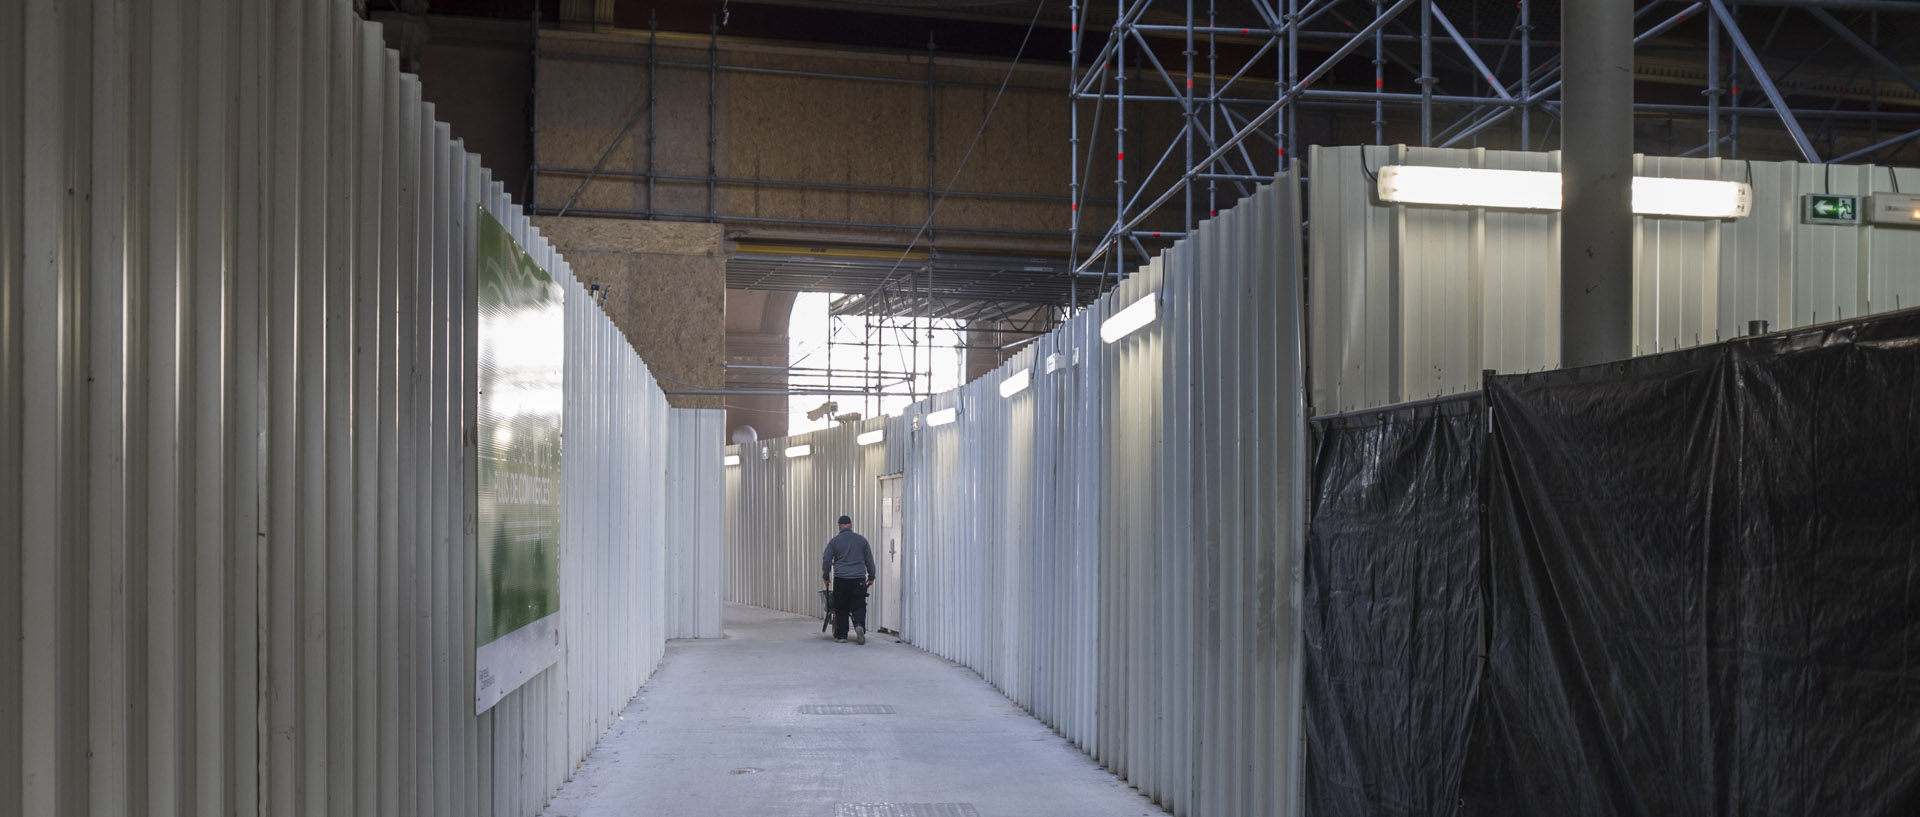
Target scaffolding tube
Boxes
[1069,0,1920,284]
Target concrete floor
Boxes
[539,603,1169,817]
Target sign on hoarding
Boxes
[475,207,565,713]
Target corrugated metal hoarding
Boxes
[725,175,1308,817]
[0,2,714,815]
[1310,144,1920,414]
[669,408,726,640]
[725,418,898,622]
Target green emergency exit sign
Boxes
[1803,194,1860,225]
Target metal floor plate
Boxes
[836,804,979,817]
[799,704,897,715]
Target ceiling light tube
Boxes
[1631,176,1753,218]
[856,429,885,446]
[724,454,740,466]
[1376,165,1752,218]
[1100,296,1158,344]
[999,368,1031,398]
[926,408,957,427]
[784,444,811,458]
[1377,165,1562,210]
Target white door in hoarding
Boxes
[878,474,904,635]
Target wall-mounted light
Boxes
[1868,192,1920,227]
[724,454,740,466]
[927,408,957,427]
[856,429,885,446]
[760,445,769,460]
[1631,176,1753,218]
[999,367,1031,398]
[1378,165,1560,210]
[785,444,811,458]
[1100,296,1158,344]
[1376,165,1752,218]
[1045,352,1066,374]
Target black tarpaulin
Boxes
[1304,395,1484,817]
[1461,312,1920,817]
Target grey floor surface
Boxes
[539,603,1169,817]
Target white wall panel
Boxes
[0,2,712,815]
[725,176,1307,817]
[724,418,895,622]
[1311,144,1920,414]
[668,408,726,639]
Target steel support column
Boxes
[1562,0,1635,366]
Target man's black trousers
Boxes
[831,576,867,639]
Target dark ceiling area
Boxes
[379,1,1920,122]
[381,1,1920,311]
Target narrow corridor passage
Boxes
[540,604,1168,817]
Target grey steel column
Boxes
[1560,0,1634,367]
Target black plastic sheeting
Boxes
[1304,395,1485,817]
[1303,310,1920,817]
[1463,313,1920,816]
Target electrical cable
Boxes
[791,2,1045,419]
[856,0,1048,315]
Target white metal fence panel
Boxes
[724,176,1307,817]
[1,2,702,816]
[724,418,895,620]
[669,408,726,639]
[1310,144,1920,414]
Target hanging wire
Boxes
[840,0,1050,415]
[859,0,1049,314]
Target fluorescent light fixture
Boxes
[784,444,811,458]
[999,368,1031,398]
[1632,176,1752,218]
[856,429,885,446]
[926,408,957,427]
[1377,165,1561,210]
[1100,296,1158,344]
[1376,165,1751,218]
[1045,352,1066,374]
[724,454,740,466]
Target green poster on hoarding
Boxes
[475,207,565,714]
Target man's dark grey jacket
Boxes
[822,529,876,581]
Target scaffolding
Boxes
[1069,0,1920,280]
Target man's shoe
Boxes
[854,627,866,645]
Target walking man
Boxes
[821,515,876,644]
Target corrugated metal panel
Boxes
[1308,144,1561,414]
[1310,145,1920,414]
[726,176,1307,817]
[724,418,894,622]
[2,2,701,815]
[668,408,726,639]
